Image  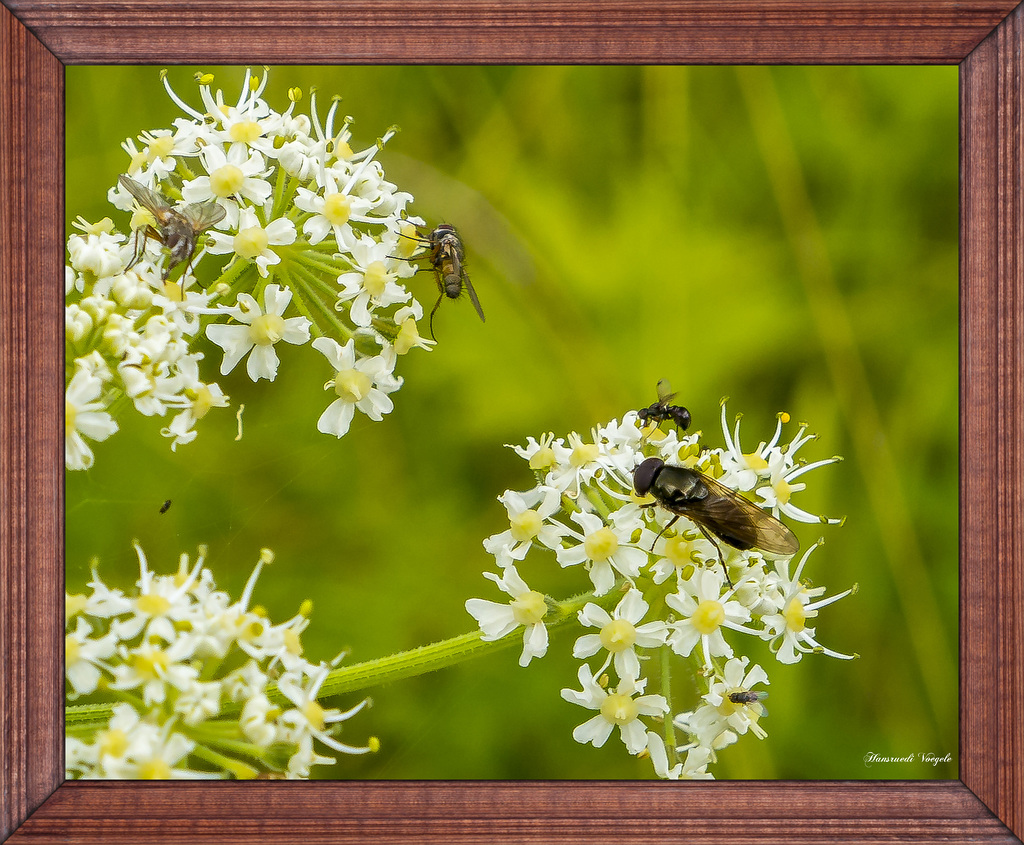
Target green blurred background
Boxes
[66,65,959,780]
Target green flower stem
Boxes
[305,587,618,704]
[661,645,678,765]
[65,586,625,726]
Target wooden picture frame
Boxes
[2,1,1022,841]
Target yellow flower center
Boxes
[362,261,389,297]
[322,193,352,226]
[509,509,543,542]
[784,597,806,632]
[65,400,77,435]
[209,164,245,197]
[138,759,173,779]
[229,120,263,144]
[302,700,326,731]
[511,590,547,625]
[147,136,175,161]
[570,442,599,467]
[663,535,695,567]
[744,452,769,471]
[600,692,639,725]
[136,593,171,617]
[66,593,88,617]
[162,280,185,303]
[334,139,354,160]
[396,222,421,259]
[233,226,269,260]
[600,619,636,653]
[334,368,372,402]
[691,599,726,635]
[394,317,421,355]
[774,478,793,506]
[584,527,619,562]
[283,628,303,656]
[65,636,80,664]
[132,646,169,680]
[249,313,285,346]
[529,447,556,471]
[191,384,216,420]
[99,728,129,758]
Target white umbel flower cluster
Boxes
[65,543,376,779]
[466,400,856,779]
[65,69,437,470]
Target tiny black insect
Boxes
[632,456,799,585]
[728,690,768,706]
[402,223,485,340]
[637,380,691,432]
[159,499,172,514]
[119,175,226,289]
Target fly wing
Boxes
[684,471,799,556]
[656,379,677,404]
[118,175,170,217]
[462,269,486,323]
[179,200,226,233]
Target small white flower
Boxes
[65,368,118,470]
[483,486,565,567]
[556,510,648,596]
[665,569,758,667]
[572,588,667,681]
[465,565,549,667]
[761,542,857,664]
[182,145,272,229]
[206,207,296,278]
[312,337,401,438]
[206,284,310,381]
[561,664,668,755]
[65,615,117,698]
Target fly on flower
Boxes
[632,457,799,585]
[402,223,485,340]
[637,380,691,433]
[729,690,768,706]
[119,175,225,288]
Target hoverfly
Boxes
[118,175,225,289]
[632,456,799,586]
[637,380,691,433]
[402,223,485,340]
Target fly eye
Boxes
[632,457,664,496]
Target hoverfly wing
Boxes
[462,269,486,323]
[691,472,800,556]
[118,175,171,217]
[179,200,226,233]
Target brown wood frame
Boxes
[1,1,1022,842]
